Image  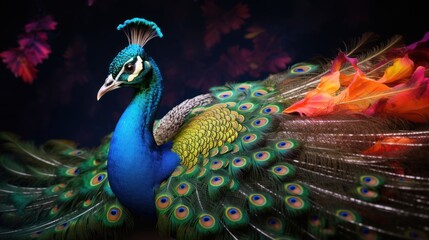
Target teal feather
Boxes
[1,18,429,240]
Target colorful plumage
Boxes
[1,18,429,240]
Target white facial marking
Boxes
[127,56,144,82]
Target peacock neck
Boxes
[107,60,180,216]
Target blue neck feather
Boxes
[107,59,180,216]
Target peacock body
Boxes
[1,18,429,240]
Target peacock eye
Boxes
[124,63,135,73]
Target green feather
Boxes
[195,213,221,235]
[247,193,273,213]
[222,206,249,228]
[207,174,230,200]
[270,163,295,180]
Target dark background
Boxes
[0,0,428,148]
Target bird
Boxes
[1,17,429,240]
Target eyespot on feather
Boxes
[358,227,379,240]
[252,89,268,97]
[253,151,271,162]
[210,159,224,170]
[65,167,80,176]
[106,206,122,223]
[356,186,379,200]
[174,204,192,221]
[83,199,92,207]
[275,140,295,150]
[284,196,305,210]
[308,214,324,228]
[175,181,193,196]
[216,91,234,100]
[210,176,225,187]
[235,83,252,91]
[359,175,382,187]
[198,214,216,229]
[335,209,360,222]
[265,217,283,232]
[260,104,282,114]
[224,207,243,222]
[55,222,69,232]
[284,182,305,196]
[290,65,315,74]
[248,193,268,206]
[271,163,295,179]
[155,194,173,210]
[50,205,60,215]
[61,190,75,199]
[238,102,255,112]
[242,133,258,143]
[232,157,247,168]
[90,172,107,186]
[251,117,269,128]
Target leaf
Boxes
[365,66,429,122]
[203,29,221,50]
[87,0,96,6]
[186,61,226,90]
[245,26,265,39]
[229,3,250,30]
[362,137,415,156]
[18,32,51,65]
[264,53,292,74]
[0,48,38,83]
[219,45,251,77]
[284,52,390,116]
[247,31,291,77]
[25,15,57,32]
[405,31,429,51]
[1,15,56,83]
[202,0,250,48]
[334,73,391,112]
[378,55,414,84]
[406,31,429,68]
[315,71,341,95]
[283,93,335,116]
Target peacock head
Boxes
[97,18,163,100]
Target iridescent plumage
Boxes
[1,18,429,240]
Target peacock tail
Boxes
[1,17,429,240]
[0,133,133,239]
[155,32,429,239]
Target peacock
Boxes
[1,17,429,240]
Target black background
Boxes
[0,0,428,148]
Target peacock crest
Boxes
[117,17,163,47]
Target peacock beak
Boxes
[97,74,121,101]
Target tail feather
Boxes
[1,31,429,240]
[155,32,429,240]
[0,134,133,240]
